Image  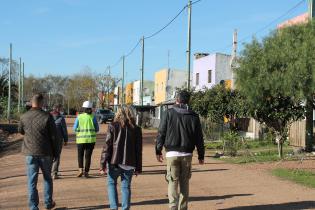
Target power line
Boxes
[110,57,122,69]
[144,5,187,40]
[191,0,202,6]
[109,1,201,69]
[125,39,141,58]
[212,0,306,54]
[238,0,306,43]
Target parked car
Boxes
[95,109,115,124]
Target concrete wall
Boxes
[214,53,232,84]
[167,69,187,100]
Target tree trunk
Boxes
[277,140,283,158]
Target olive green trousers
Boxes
[166,155,192,210]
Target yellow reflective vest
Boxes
[75,113,96,144]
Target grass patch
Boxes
[219,148,293,164]
[272,168,315,188]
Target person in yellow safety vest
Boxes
[73,101,99,178]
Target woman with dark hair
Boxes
[100,106,142,210]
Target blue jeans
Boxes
[107,164,134,210]
[26,156,54,210]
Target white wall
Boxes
[133,81,141,105]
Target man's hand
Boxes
[199,159,204,165]
[64,142,68,146]
[156,154,164,163]
[134,171,140,177]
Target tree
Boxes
[236,22,315,158]
[96,73,119,108]
[65,67,98,111]
[190,84,248,129]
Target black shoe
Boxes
[84,172,90,178]
[45,201,56,209]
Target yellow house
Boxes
[154,68,187,105]
[125,83,133,105]
[154,69,168,105]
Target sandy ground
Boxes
[1,119,315,210]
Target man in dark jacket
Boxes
[51,104,68,179]
[155,90,205,210]
[19,94,60,210]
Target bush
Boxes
[223,131,241,156]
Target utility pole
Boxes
[309,0,314,18]
[305,0,315,151]
[107,66,111,107]
[167,50,170,69]
[121,55,125,105]
[7,44,12,121]
[22,62,24,106]
[140,36,144,106]
[231,29,238,89]
[186,0,192,90]
[18,57,22,113]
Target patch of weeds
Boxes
[272,168,315,188]
[205,141,223,150]
[220,148,293,164]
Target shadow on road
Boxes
[141,168,229,176]
[132,194,253,206]
[0,167,228,180]
[219,201,315,210]
[61,194,253,210]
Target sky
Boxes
[0,0,309,83]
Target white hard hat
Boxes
[82,101,93,108]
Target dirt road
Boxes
[1,122,315,210]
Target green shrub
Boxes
[223,131,241,156]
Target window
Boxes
[196,73,199,86]
[208,70,212,83]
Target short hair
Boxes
[31,93,44,106]
[176,90,190,104]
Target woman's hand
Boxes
[99,168,107,175]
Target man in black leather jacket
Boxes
[155,90,204,210]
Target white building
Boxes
[193,53,232,91]
[133,80,154,105]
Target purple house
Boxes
[193,53,232,91]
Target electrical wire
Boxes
[211,0,306,54]
[110,57,122,69]
[125,39,142,58]
[238,0,306,43]
[109,1,201,67]
[144,5,187,40]
[191,0,202,6]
